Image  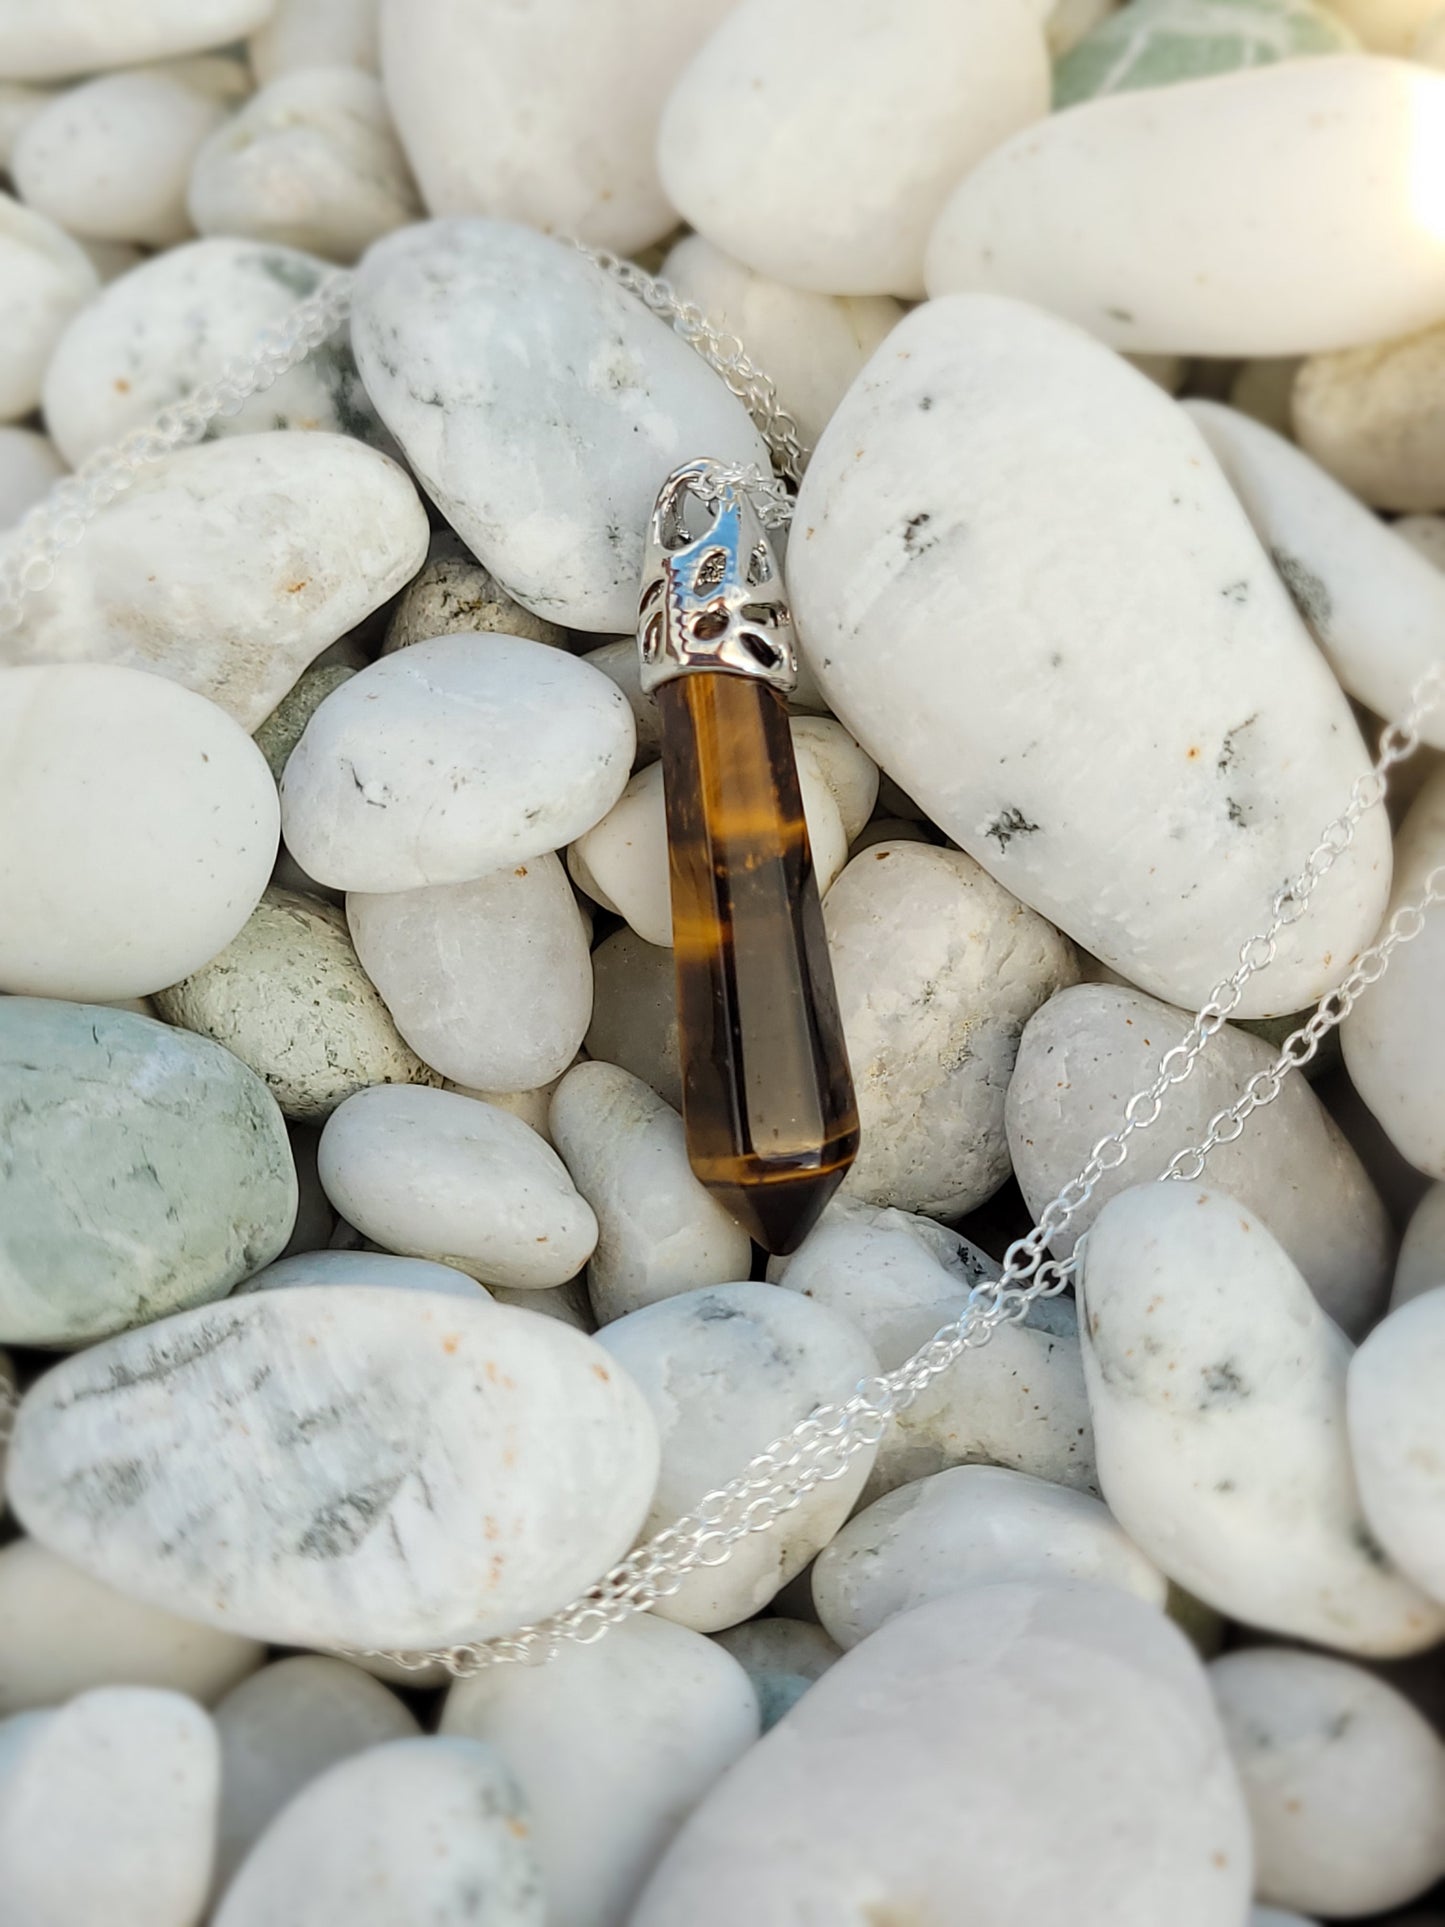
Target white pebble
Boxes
[1393,1184,1445,1308]
[0,191,98,422]
[585,926,682,1108]
[0,82,56,169]
[0,425,63,529]
[251,0,379,81]
[1348,1288,1445,1605]
[0,0,274,80]
[240,1246,488,1299]
[787,716,880,842]
[1294,325,1445,511]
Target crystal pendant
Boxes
[639,460,859,1254]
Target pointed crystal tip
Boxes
[705,1149,858,1257]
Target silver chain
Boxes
[0,249,1438,1678]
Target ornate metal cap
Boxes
[636,458,798,696]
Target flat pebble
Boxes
[379,0,718,252]
[814,1464,1165,1650]
[826,840,1078,1215]
[212,1656,420,1890]
[0,1538,262,1716]
[584,926,682,1108]
[350,218,771,632]
[659,0,1049,297]
[188,66,420,263]
[0,0,274,79]
[0,1687,219,1927]
[596,1283,880,1630]
[41,237,384,465]
[0,424,64,529]
[790,296,1389,1016]
[155,887,437,1122]
[548,1061,752,1325]
[442,1614,759,1927]
[383,528,567,654]
[1006,983,1393,1335]
[9,1285,658,1649]
[1349,1288,1445,1604]
[282,635,635,891]
[240,1245,488,1299]
[347,856,592,1091]
[1393,1183,1445,1307]
[1080,1183,1445,1653]
[0,998,295,1345]
[251,0,380,81]
[1213,1648,1445,1915]
[632,1582,1251,1925]
[0,191,98,421]
[711,1618,840,1731]
[213,1736,544,1926]
[12,67,227,247]
[318,1084,597,1288]
[927,58,1445,355]
[1341,766,1445,1179]
[1054,0,1354,109]
[8,431,428,730]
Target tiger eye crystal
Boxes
[658,670,859,1254]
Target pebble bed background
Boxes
[3,0,1445,1922]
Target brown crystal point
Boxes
[658,671,859,1255]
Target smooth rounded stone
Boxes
[1342,767,1445,1179]
[569,737,847,947]
[0,1538,263,1716]
[1054,0,1354,110]
[10,432,426,732]
[632,1581,1252,1926]
[584,926,682,1109]
[252,0,379,80]
[380,0,717,253]
[0,424,63,529]
[849,815,934,855]
[596,1284,880,1631]
[240,1245,489,1299]
[12,68,226,247]
[790,297,1390,1017]
[441,1614,759,1927]
[580,639,662,767]
[282,635,635,891]
[253,663,355,780]
[213,1736,543,1927]
[0,999,295,1346]
[1393,1184,1445,1307]
[1349,1289,1445,1603]
[189,67,420,264]
[659,0,1049,299]
[489,1276,594,1332]
[712,1618,840,1731]
[154,887,438,1123]
[1080,1183,1445,1654]
[448,1068,573,1149]
[827,840,1077,1215]
[548,1062,752,1326]
[347,857,592,1091]
[0,191,98,422]
[1213,1648,1445,1915]
[1295,324,1445,512]
[383,529,567,655]
[787,716,879,843]
[0,0,273,80]
[768,1193,998,1310]
[0,82,56,167]
[813,1464,1167,1649]
[0,1687,219,1927]
[1006,984,1393,1336]
[10,1286,658,1650]
[1189,400,1445,746]
[929,59,1445,357]
[318,1085,597,1288]
[212,1656,420,1890]
[350,219,772,633]
[661,234,903,446]
[40,237,384,466]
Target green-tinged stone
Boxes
[253,664,356,782]
[0,999,296,1347]
[1053,0,1356,108]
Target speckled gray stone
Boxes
[383,529,568,655]
[253,664,356,781]
[0,998,296,1347]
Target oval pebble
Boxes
[1348,1288,1445,1604]
[826,839,1078,1215]
[240,1246,489,1300]
[251,0,380,81]
[548,1061,752,1325]
[0,423,64,528]
[1212,1648,1445,1916]
[0,0,273,79]
[1393,1183,1445,1308]
[383,529,567,654]
[282,635,635,892]
[658,0,1049,298]
[1006,983,1393,1335]
[1294,324,1445,511]
[632,1582,1252,1926]
[0,1687,219,1927]
[0,998,295,1346]
[350,218,771,632]
[928,58,1445,356]
[318,1084,597,1288]
[347,855,592,1092]
[596,1283,880,1631]
[212,1736,544,1927]
[584,926,682,1109]
[212,1656,420,1890]
[1080,1183,1445,1654]
[789,295,1390,1016]
[711,1618,841,1731]
[0,190,98,421]
[9,1285,658,1649]
[1054,0,1354,109]
[441,1613,759,1927]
